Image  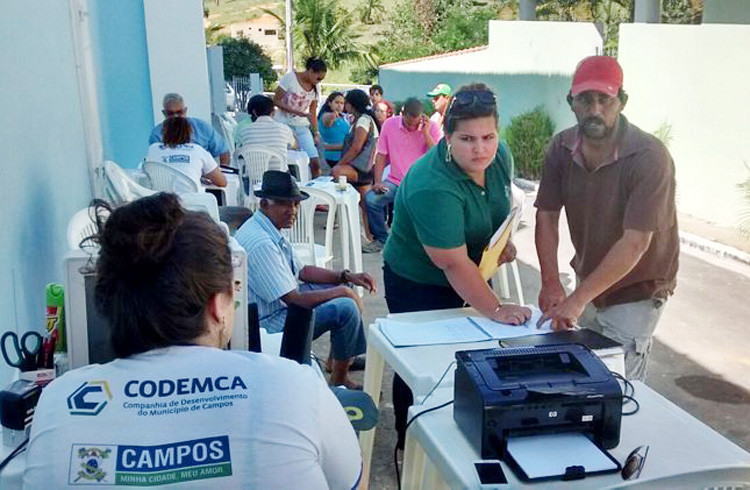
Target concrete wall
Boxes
[378,70,575,135]
[0,1,94,387]
[144,0,212,126]
[89,1,154,168]
[619,23,750,226]
[703,0,750,24]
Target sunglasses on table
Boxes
[449,90,496,110]
[621,445,649,480]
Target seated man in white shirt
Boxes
[237,95,296,172]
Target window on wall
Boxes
[264,29,277,36]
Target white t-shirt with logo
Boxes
[274,71,320,127]
[24,346,362,489]
[145,143,218,192]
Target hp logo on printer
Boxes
[67,381,113,416]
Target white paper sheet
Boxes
[378,317,491,347]
[469,306,552,340]
[507,433,617,479]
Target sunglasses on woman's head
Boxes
[451,90,496,109]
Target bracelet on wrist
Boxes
[339,269,351,284]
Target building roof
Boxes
[380,46,489,69]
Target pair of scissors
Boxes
[1,331,43,371]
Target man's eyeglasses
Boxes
[451,90,496,109]
[163,109,186,117]
[621,445,649,480]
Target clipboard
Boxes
[478,207,518,281]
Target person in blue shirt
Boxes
[235,171,376,389]
[149,93,230,166]
[318,91,350,167]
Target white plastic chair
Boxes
[66,206,110,250]
[179,192,220,223]
[492,183,525,305]
[103,160,156,204]
[288,187,336,269]
[143,161,200,194]
[287,150,310,183]
[234,147,283,209]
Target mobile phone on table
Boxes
[474,460,508,487]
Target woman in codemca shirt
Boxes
[24,193,361,489]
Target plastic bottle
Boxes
[45,283,66,352]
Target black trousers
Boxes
[383,263,464,449]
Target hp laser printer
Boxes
[454,344,622,460]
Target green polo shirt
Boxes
[383,139,513,287]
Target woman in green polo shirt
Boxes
[382,83,531,448]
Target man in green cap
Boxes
[426,83,452,138]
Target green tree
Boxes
[218,37,277,87]
[359,0,385,24]
[371,0,501,68]
[504,107,555,180]
[662,0,702,23]
[264,0,362,69]
[431,5,496,51]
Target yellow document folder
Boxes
[478,207,518,281]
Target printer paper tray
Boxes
[504,432,621,482]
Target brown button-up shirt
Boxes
[535,116,679,307]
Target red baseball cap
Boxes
[570,56,623,97]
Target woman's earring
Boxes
[445,143,453,162]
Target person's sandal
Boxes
[350,356,366,371]
[362,240,384,254]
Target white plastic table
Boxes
[204,172,240,207]
[358,307,625,489]
[401,382,750,489]
[302,177,363,278]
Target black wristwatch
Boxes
[339,269,351,284]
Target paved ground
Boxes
[311,190,750,489]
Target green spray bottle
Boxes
[46,283,66,352]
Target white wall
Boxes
[143,0,211,122]
[0,1,95,388]
[619,23,750,226]
[487,21,603,75]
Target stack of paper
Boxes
[379,306,552,347]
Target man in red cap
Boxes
[534,55,679,380]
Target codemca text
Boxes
[123,393,248,416]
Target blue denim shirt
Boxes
[149,117,229,158]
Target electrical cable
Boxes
[0,437,29,472]
[394,361,457,489]
[611,371,640,416]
